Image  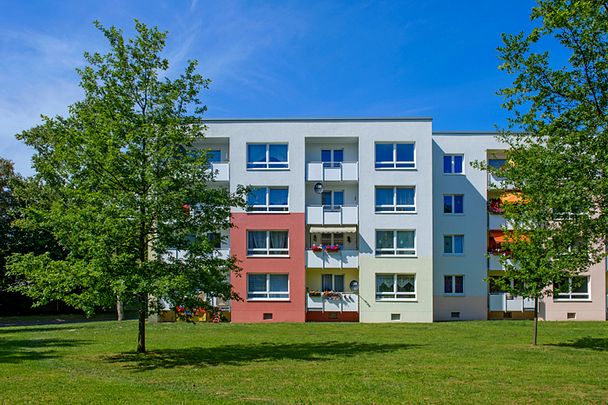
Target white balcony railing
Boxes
[306,206,358,225]
[306,293,359,312]
[488,173,516,190]
[306,249,359,269]
[307,162,358,182]
[488,293,535,312]
[489,214,513,230]
[209,162,229,182]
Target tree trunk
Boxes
[137,293,147,353]
[116,296,124,321]
[532,296,539,346]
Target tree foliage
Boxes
[492,0,608,343]
[8,20,246,352]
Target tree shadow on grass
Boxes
[0,338,91,364]
[547,336,608,351]
[106,341,417,371]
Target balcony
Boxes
[306,292,358,312]
[488,173,516,190]
[306,249,359,269]
[306,206,358,225]
[489,214,513,230]
[488,293,535,312]
[307,162,358,182]
[209,162,229,182]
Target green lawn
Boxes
[0,319,607,404]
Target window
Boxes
[444,275,464,295]
[375,187,416,212]
[375,143,415,169]
[321,149,344,168]
[320,233,344,246]
[376,274,416,300]
[443,235,464,255]
[247,187,289,212]
[554,276,590,300]
[247,273,289,300]
[207,150,222,163]
[247,231,288,256]
[488,159,506,170]
[443,154,464,174]
[207,232,221,249]
[443,194,464,214]
[247,144,288,169]
[321,274,345,292]
[322,190,344,211]
[376,230,416,256]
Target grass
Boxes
[0,319,607,404]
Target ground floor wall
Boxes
[358,256,433,323]
[433,296,487,321]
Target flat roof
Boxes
[202,117,433,123]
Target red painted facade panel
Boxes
[230,213,306,323]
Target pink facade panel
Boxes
[540,259,607,321]
[230,213,306,323]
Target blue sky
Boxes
[1,0,538,175]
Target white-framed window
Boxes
[443,154,464,174]
[375,230,416,256]
[321,190,344,211]
[443,194,464,214]
[375,143,415,169]
[320,233,344,246]
[207,150,222,163]
[488,159,506,170]
[554,276,590,300]
[444,275,464,295]
[375,187,416,213]
[376,274,416,300]
[443,235,464,255]
[247,187,289,212]
[247,231,288,256]
[247,273,289,300]
[247,143,288,169]
[321,149,344,168]
[321,274,345,292]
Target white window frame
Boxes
[375,230,416,257]
[248,187,289,212]
[443,194,464,215]
[444,275,464,296]
[247,143,289,170]
[375,274,417,301]
[321,274,346,292]
[321,190,344,211]
[246,230,289,256]
[375,142,416,170]
[247,273,290,301]
[554,276,591,301]
[375,186,416,213]
[321,149,344,168]
[443,154,465,175]
[443,234,464,255]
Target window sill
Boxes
[442,173,465,176]
[247,299,291,302]
[443,293,465,297]
[246,167,290,171]
[247,255,290,258]
[553,298,592,302]
[375,211,417,215]
[375,167,417,171]
[247,211,290,214]
[443,213,465,216]
[443,253,464,257]
[375,254,418,258]
[375,299,418,302]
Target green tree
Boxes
[8,20,246,353]
[491,0,608,344]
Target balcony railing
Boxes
[306,292,358,312]
[306,206,358,225]
[307,162,358,182]
[209,162,229,182]
[488,173,516,190]
[488,214,513,230]
[306,249,359,269]
[488,293,534,312]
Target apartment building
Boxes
[197,118,607,323]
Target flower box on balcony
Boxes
[311,245,323,252]
[325,245,341,253]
